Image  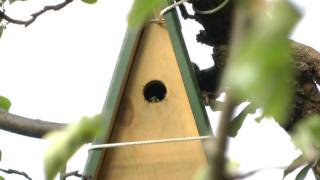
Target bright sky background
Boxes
[0,0,319,179]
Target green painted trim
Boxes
[83,3,211,176]
[164,2,211,136]
[83,27,142,178]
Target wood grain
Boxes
[97,22,207,180]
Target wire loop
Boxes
[193,0,229,15]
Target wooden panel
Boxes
[83,28,142,178]
[97,23,207,180]
[164,8,211,135]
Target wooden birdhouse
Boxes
[83,5,211,180]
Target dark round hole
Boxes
[143,80,167,103]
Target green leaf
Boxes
[81,0,97,4]
[0,26,4,39]
[291,115,320,160]
[0,95,11,112]
[295,163,313,180]
[209,100,224,111]
[194,166,209,180]
[8,0,25,4]
[283,154,309,179]
[59,166,66,180]
[0,175,4,180]
[128,0,165,27]
[225,1,300,125]
[254,115,264,123]
[228,103,256,137]
[226,159,240,175]
[0,149,2,162]
[313,161,320,179]
[44,114,102,180]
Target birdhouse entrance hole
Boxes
[143,80,167,103]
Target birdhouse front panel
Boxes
[96,22,207,180]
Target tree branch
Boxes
[0,168,32,180]
[0,111,66,138]
[0,42,318,140]
[62,171,82,179]
[229,166,285,180]
[210,93,236,180]
[0,0,74,27]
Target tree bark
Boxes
[0,111,66,138]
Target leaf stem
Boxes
[210,93,236,180]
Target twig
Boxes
[63,170,82,179]
[0,0,74,27]
[210,93,236,180]
[0,168,32,180]
[59,165,67,180]
[0,111,67,138]
[209,2,243,179]
[229,166,285,180]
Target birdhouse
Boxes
[83,5,211,180]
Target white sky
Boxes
[0,0,319,179]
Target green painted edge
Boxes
[82,27,142,178]
[164,1,211,136]
[83,2,211,176]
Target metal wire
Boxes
[160,0,190,16]
[193,0,230,15]
[88,135,213,151]
[150,0,230,23]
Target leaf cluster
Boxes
[0,95,10,112]
[225,0,300,125]
[1,0,319,180]
[283,115,320,179]
[44,114,102,180]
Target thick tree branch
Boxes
[197,40,320,130]
[0,168,32,180]
[291,41,320,83]
[0,0,74,27]
[0,111,66,138]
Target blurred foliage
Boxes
[226,159,240,176]
[224,0,300,125]
[228,103,256,137]
[8,0,26,4]
[44,114,102,180]
[0,96,11,112]
[288,115,320,179]
[81,0,97,4]
[292,115,320,161]
[194,166,209,180]
[209,100,225,111]
[0,26,3,39]
[295,163,314,180]
[0,0,314,179]
[283,154,309,179]
[59,166,66,180]
[283,154,317,180]
[0,0,26,6]
[210,100,257,137]
[127,0,165,27]
[0,151,3,180]
[314,161,320,179]
[0,150,3,180]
